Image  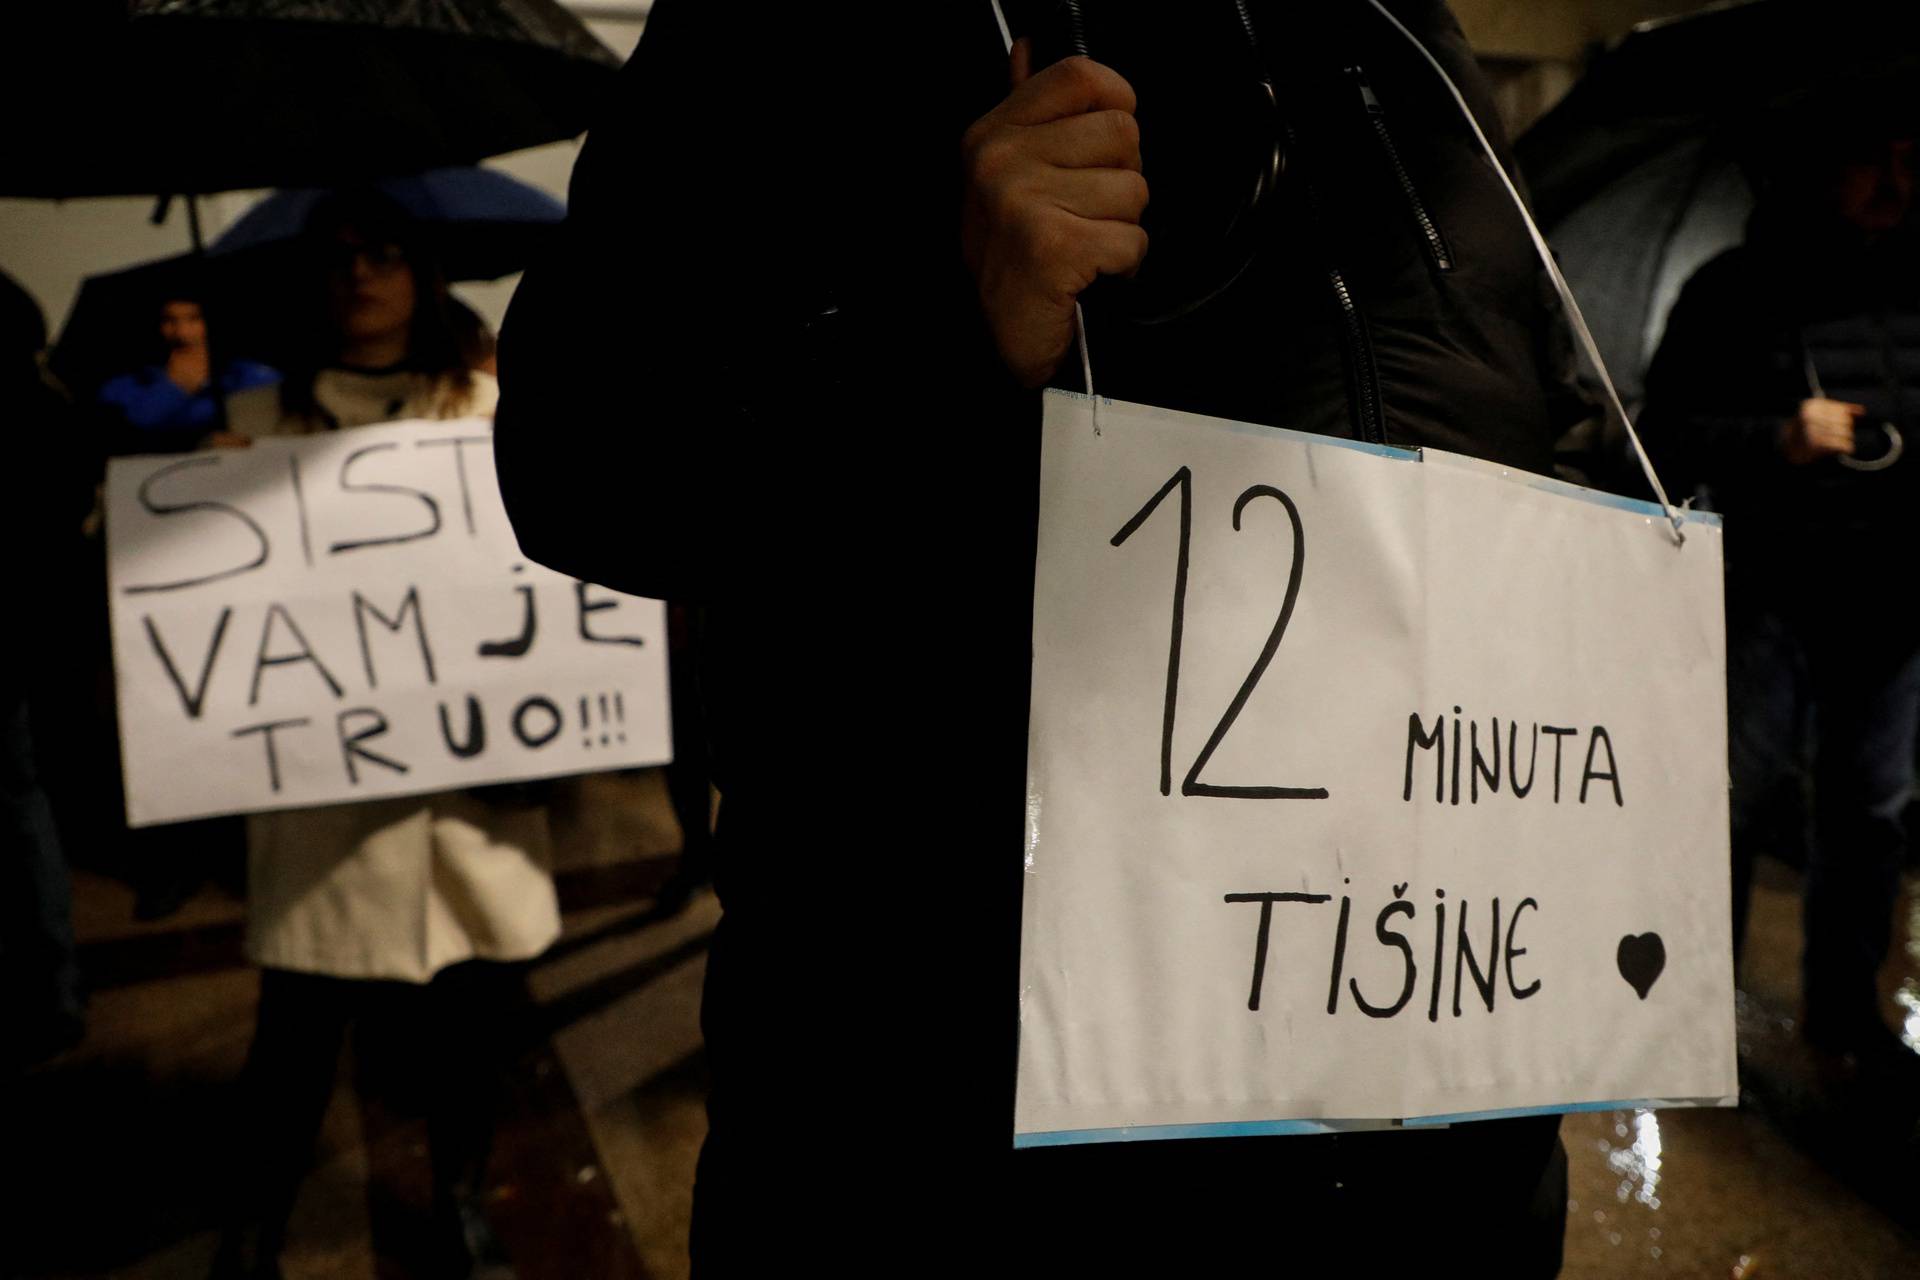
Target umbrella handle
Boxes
[1839,423,1903,472]
[1809,350,1903,472]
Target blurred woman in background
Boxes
[213,192,556,1280]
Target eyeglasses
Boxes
[325,240,408,274]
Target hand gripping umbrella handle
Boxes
[1839,424,1903,472]
[1807,349,1903,472]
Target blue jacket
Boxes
[97,359,280,447]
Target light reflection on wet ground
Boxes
[1560,860,1920,1278]
[1901,888,1920,1055]
[1604,1109,1664,1212]
[1895,982,1920,1053]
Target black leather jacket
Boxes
[1070,0,1585,480]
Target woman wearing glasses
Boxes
[214,192,553,1280]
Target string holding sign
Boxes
[1361,0,1685,543]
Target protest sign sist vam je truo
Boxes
[106,419,671,826]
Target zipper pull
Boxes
[1346,65,1383,114]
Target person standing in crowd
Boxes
[97,292,277,454]
[1641,103,1920,1079]
[494,2,1583,1272]
[212,192,558,1280]
[92,291,271,923]
[1,270,88,1070]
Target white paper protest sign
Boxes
[106,420,671,826]
[1016,391,1736,1145]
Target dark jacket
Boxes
[1075,1,1585,480]
[1641,205,1920,611]
[496,2,1568,1271]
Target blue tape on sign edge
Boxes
[1014,1097,1735,1146]
[1402,1098,1642,1127]
[1014,1118,1363,1148]
[1404,1095,1737,1126]
[1044,388,1422,464]
[1501,471,1726,528]
[1042,388,1723,524]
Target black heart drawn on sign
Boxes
[1617,933,1666,1000]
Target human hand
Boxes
[203,430,253,449]
[1780,398,1862,465]
[961,42,1149,389]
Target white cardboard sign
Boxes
[106,420,671,826]
[1016,391,1737,1145]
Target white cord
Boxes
[992,0,1677,509]
[989,0,1013,50]
[990,0,1102,431]
[1074,302,1100,432]
[1364,0,1686,545]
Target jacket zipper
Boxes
[1329,268,1387,444]
[1348,65,1455,273]
[1292,123,1389,446]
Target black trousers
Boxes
[0,680,81,1044]
[1726,600,1920,1040]
[689,899,1567,1276]
[225,960,522,1237]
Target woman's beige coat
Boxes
[230,368,561,982]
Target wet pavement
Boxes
[10,774,1920,1277]
[7,772,710,1280]
[1560,859,1920,1279]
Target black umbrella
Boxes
[49,247,291,402]
[1518,0,1920,416]
[53,164,566,398]
[9,0,620,199]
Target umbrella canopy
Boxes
[8,0,620,198]
[52,166,563,397]
[1518,0,1920,414]
[212,167,566,281]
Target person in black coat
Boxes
[1,271,89,1068]
[1641,106,1920,1074]
[496,2,1585,1271]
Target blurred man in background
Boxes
[96,292,277,455]
[1643,101,1920,1081]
